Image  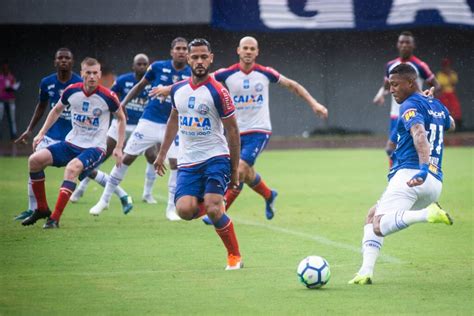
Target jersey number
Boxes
[428,123,444,155]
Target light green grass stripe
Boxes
[234,217,403,264]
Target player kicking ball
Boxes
[21,57,126,229]
[349,64,454,285]
[154,39,243,270]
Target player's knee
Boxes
[175,199,196,220]
[365,205,377,224]
[205,201,223,220]
[372,217,384,237]
[122,154,136,166]
[28,152,47,171]
[65,160,83,178]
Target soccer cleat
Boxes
[265,190,278,220]
[225,254,243,270]
[21,209,51,226]
[427,202,453,225]
[89,200,109,216]
[14,209,34,221]
[348,273,373,285]
[201,215,213,225]
[43,218,60,229]
[120,195,133,215]
[142,194,157,204]
[69,189,84,203]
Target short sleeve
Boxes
[214,86,235,118]
[111,79,120,94]
[144,64,156,83]
[107,91,120,112]
[60,85,74,105]
[400,102,424,131]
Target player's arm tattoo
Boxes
[410,123,430,165]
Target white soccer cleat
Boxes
[166,206,182,221]
[142,194,157,204]
[69,189,84,203]
[89,200,108,216]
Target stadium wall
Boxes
[1,25,472,138]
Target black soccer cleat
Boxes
[21,209,51,226]
[43,218,59,229]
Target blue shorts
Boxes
[175,156,230,203]
[47,141,106,180]
[240,132,271,166]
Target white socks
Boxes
[358,224,384,276]
[379,209,429,236]
[167,169,177,211]
[27,178,37,210]
[100,164,129,204]
[76,177,91,193]
[143,163,157,197]
[94,170,128,198]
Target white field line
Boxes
[234,217,403,264]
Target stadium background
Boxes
[1,0,473,140]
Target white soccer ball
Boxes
[297,256,331,289]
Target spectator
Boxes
[0,62,20,140]
[436,58,462,130]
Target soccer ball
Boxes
[297,256,331,289]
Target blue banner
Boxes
[212,0,474,31]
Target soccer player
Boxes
[21,57,126,229]
[150,36,328,221]
[69,54,156,209]
[13,48,82,221]
[373,31,440,164]
[349,64,454,285]
[89,38,191,221]
[154,38,242,270]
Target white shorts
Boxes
[124,119,178,159]
[106,119,137,142]
[375,169,442,216]
[36,135,61,151]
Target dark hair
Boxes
[389,63,417,80]
[171,37,188,49]
[188,38,211,52]
[56,47,73,56]
[399,31,414,38]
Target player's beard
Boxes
[192,67,209,79]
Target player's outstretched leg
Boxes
[142,162,158,204]
[90,164,133,215]
[202,182,243,225]
[249,173,277,220]
[71,169,130,203]
[69,177,90,202]
[376,202,453,237]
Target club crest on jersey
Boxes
[92,108,102,117]
[188,96,196,109]
[82,101,90,112]
[197,104,210,115]
[255,83,264,92]
[402,108,416,121]
[243,79,250,89]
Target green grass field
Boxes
[1,148,472,315]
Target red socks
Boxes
[215,215,240,257]
[250,174,272,200]
[30,171,48,211]
[50,180,76,222]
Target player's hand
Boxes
[32,133,44,151]
[149,85,171,100]
[154,152,167,176]
[229,170,239,190]
[112,147,123,167]
[423,87,435,98]
[407,163,429,187]
[373,95,385,106]
[312,103,328,119]
[14,130,32,145]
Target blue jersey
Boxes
[111,72,150,125]
[389,93,451,182]
[39,72,82,140]
[142,60,191,124]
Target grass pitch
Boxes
[0,148,472,315]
